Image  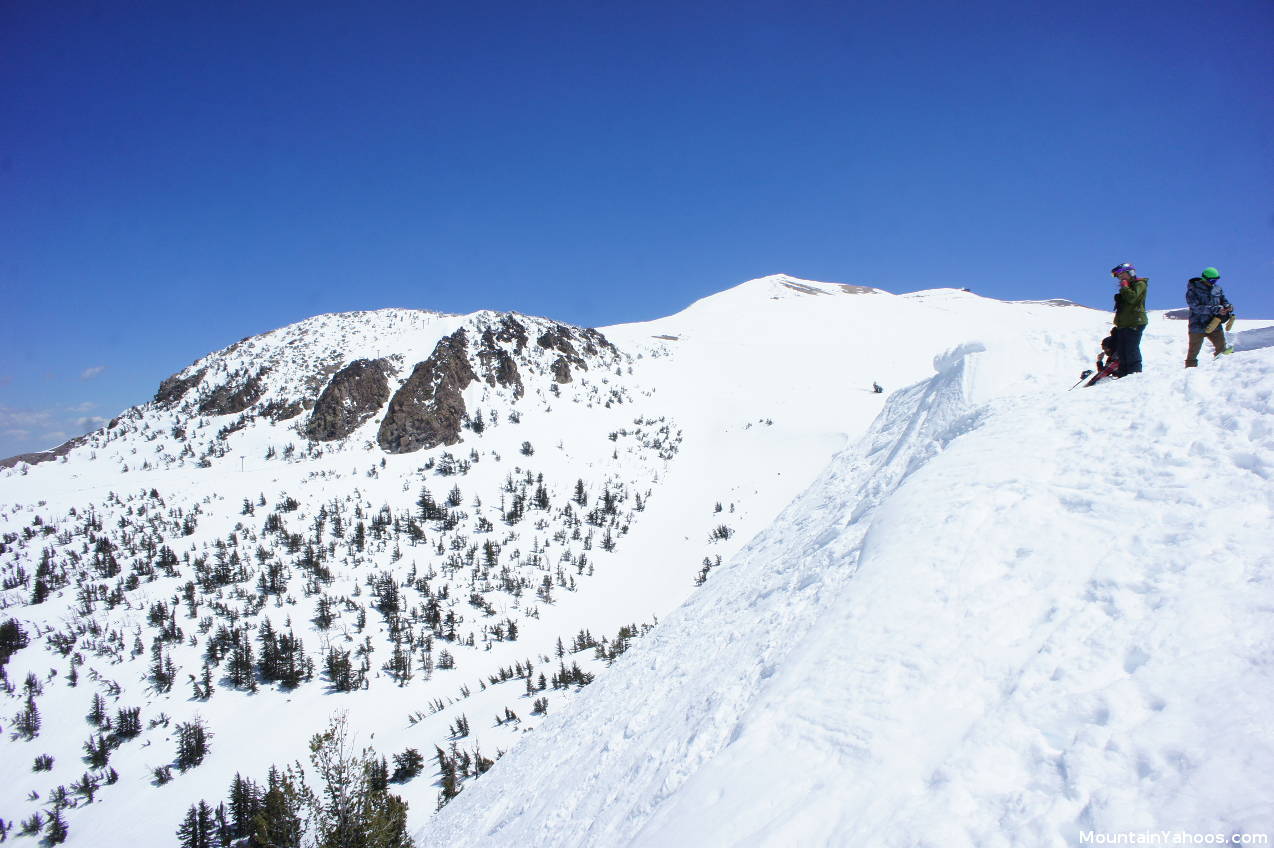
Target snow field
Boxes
[2,275,1268,847]
[423,333,1274,847]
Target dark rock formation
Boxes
[537,326,580,361]
[0,434,89,469]
[198,369,269,416]
[154,369,206,406]
[477,347,524,396]
[377,330,476,454]
[575,327,616,358]
[475,317,528,398]
[304,359,391,441]
[483,315,530,353]
[550,356,574,384]
[260,400,307,422]
[536,324,616,371]
[535,323,618,383]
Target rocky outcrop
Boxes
[377,330,477,454]
[0,435,89,470]
[536,324,615,384]
[537,325,614,361]
[550,356,574,384]
[537,326,581,361]
[305,359,392,442]
[198,369,269,416]
[260,400,307,422]
[477,347,524,396]
[482,315,530,353]
[154,369,206,406]
[476,316,528,398]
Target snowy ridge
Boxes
[1,275,1270,846]
[422,343,1274,846]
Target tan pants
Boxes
[1185,329,1227,367]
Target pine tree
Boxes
[175,717,212,771]
[83,733,112,768]
[199,661,215,699]
[416,486,438,522]
[176,801,215,848]
[14,692,40,739]
[435,746,460,809]
[214,803,231,848]
[74,772,99,804]
[114,706,143,739]
[44,808,68,845]
[149,640,176,691]
[325,648,356,692]
[252,767,308,848]
[390,748,425,782]
[257,617,280,683]
[227,772,263,841]
[0,617,29,667]
[227,630,256,691]
[366,756,389,794]
[88,692,108,726]
[308,713,412,847]
[277,627,311,689]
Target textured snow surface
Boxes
[2,274,1271,847]
[423,338,1274,847]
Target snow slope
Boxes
[2,274,1270,846]
[422,329,1274,846]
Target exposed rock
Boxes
[550,356,574,384]
[154,369,206,406]
[477,347,524,397]
[536,324,616,369]
[0,434,89,469]
[483,315,530,354]
[537,326,580,360]
[305,359,392,441]
[377,330,476,454]
[476,317,527,398]
[575,327,615,358]
[198,369,269,416]
[260,399,307,422]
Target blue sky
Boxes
[2,0,1272,458]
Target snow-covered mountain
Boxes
[2,275,1271,847]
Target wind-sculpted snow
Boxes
[3,275,1270,847]
[1233,325,1274,353]
[422,345,1274,847]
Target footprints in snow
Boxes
[1123,646,1151,675]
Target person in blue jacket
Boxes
[1184,267,1234,367]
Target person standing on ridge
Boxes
[1184,266,1234,367]
[1110,263,1148,376]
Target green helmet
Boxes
[1201,267,1221,280]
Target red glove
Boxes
[1119,279,1130,288]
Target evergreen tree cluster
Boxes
[176,714,411,848]
[0,393,691,839]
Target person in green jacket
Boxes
[1110,262,1148,375]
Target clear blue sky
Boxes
[2,0,1271,458]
